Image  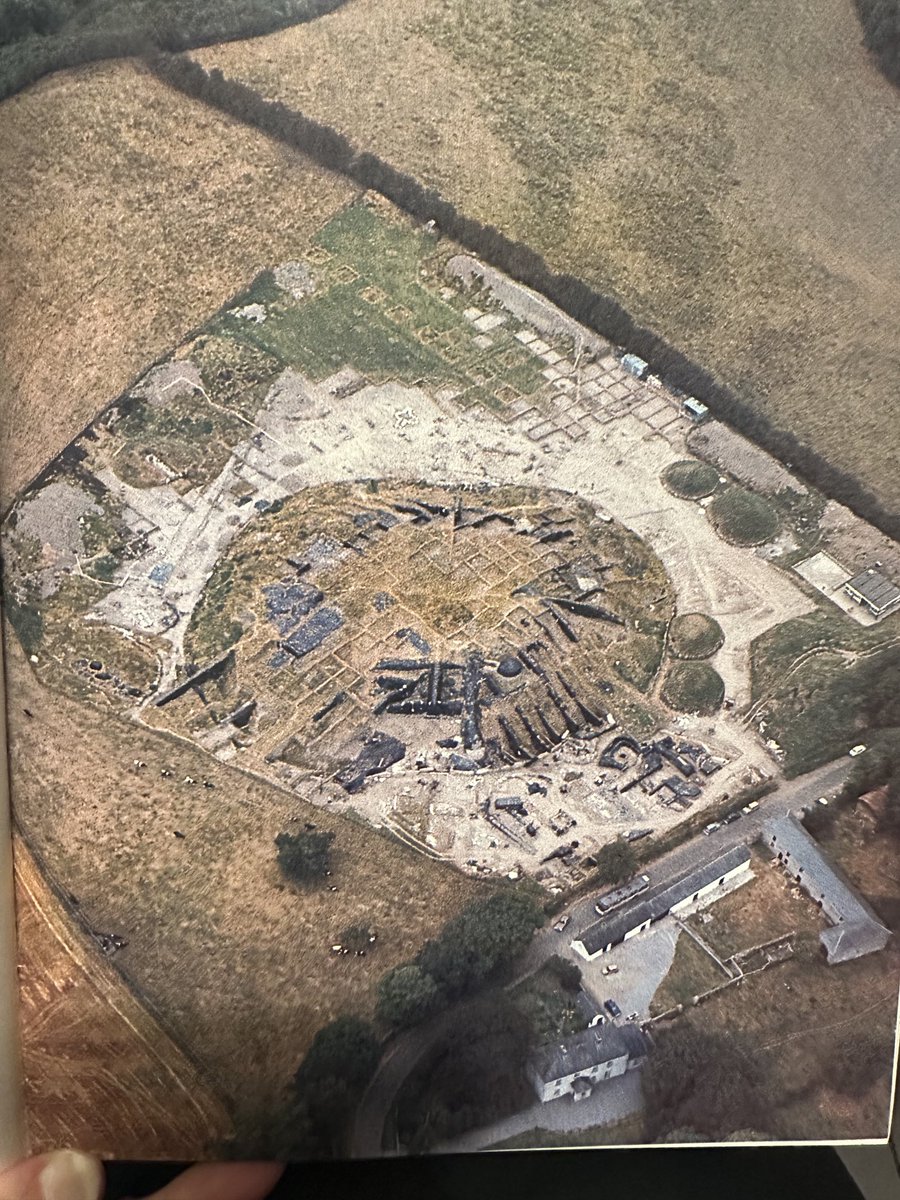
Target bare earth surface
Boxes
[0,58,352,506]
[195,0,900,515]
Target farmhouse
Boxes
[529,1023,649,1103]
[843,567,900,619]
[571,846,752,960]
[764,814,891,964]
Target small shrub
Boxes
[275,829,335,885]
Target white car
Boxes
[553,915,570,933]
[849,744,867,757]
[816,796,829,806]
[741,800,760,815]
[704,822,721,835]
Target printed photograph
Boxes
[1,0,899,1160]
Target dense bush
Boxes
[854,0,900,85]
[416,890,545,1001]
[668,612,724,660]
[643,1022,775,1141]
[661,459,720,500]
[395,996,536,1152]
[280,1015,381,1157]
[707,486,779,546]
[275,828,334,885]
[593,839,639,886]
[661,661,724,715]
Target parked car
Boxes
[703,822,721,836]
[741,800,760,815]
[626,1012,639,1022]
[553,915,570,933]
[604,998,622,1018]
[816,796,829,806]
[601,963,619,976]
[849,744,867,757]
[722,811,741,825]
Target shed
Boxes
[621,353,649,380]
[683,398,710,423]
[844,568,900,618]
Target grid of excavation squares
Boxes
[243,519,571,765]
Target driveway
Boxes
[348,754,855,1158]
[435,1067,644,1153]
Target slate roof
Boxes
[575,846,750,956]
[845,568,900,613]
[821,921,891,964]
[531,1023,649,1085]
[764,813,891,964]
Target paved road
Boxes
[436,1066,643,1153]
[555,755,854,956]
[348,755,855,1158]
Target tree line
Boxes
[854,0,900,85]
[146,51,900,544]
[0,0,349,102]
[247,885,544,1159]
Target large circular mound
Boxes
[661,459,720,500]
[177,480,675,777]
[661,661,724,715]
[707,486,779,546]
[668,613,724,660]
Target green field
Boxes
[749,608,900,776]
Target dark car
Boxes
[604,998,622,1018]
[722,811,742,825]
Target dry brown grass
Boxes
[0,58,353,506]
[195,0,900,515]
[674,836,900,1140]
[15,836,232,1158]
[5,632,480,1138]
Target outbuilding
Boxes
[843,568,900,619]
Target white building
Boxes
[529,1023,649,1103]
[571,846,752,961]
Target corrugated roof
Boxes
[531,1023,647,1084]
[845,568,900,610]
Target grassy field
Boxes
[660,660,724,714]
[749,607,900,776]
[0,58,353,507]
[649,930,730,1016]
[666,831,900,1140]
[15,836,233,1158]
[4,630,481,1140]
[668,613,724,660]
[195,0,900,518]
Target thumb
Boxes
[0,1152,104,1200]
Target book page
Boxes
[0,630,25,1165]
[1,0,899,1163]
